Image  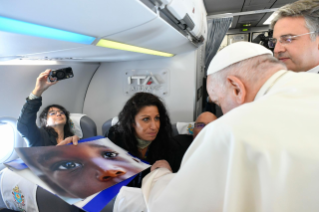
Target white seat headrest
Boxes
[69,113,86,139]
[0,117,26,166]
[111,117,119,126]
[176,122,194,135]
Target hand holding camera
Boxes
[32,68,74,97]
[48,67,74,82]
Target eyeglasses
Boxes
[194,122,206,129]
[48,110,65,116]
[268,31,318,48]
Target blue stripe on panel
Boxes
[0,16,95,44]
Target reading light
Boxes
[96,39,174,57]
[0,16,96,45]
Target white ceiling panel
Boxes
[0,31,85,57]
[0,0,157,38]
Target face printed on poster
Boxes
[15,138,149,203]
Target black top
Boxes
[108,126,192,173]
[172,134,193,148]
[17,97,57,147]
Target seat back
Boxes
[102,117,119,137]
[0,168,82,212]
[171,123,179,136]
[0,117,26,171]
[36,187,82,212]
[69,113,97,139]
[173,122,194,135]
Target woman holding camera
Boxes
[108,92,189,173]
[17,69,79,147]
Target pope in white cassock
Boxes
[113,42,319,212]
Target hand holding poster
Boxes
[8,137,150,208]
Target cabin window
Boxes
[0,121,15,163]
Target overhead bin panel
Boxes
[147,0,207,44]
[0,31,162,62]
[104,16,197,55]
[165,0,206,38]
[0,31,84,58]
[0,0,202,61]
[0,0,157,38]
[19,46,163,62]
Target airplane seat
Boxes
[36,186,83,212]
[0,117,26,171]
[171,122,194,148]
[0,168,83,212]
[0,171,6,210]
[0,116,89,212]
[0,117,27,211]
[69,113,97,139]
[171,123,179,136]
[102,117,119,137]
[173,122,194,136]
[101,117,193,138]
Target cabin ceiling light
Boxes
[0,16,96,45]
[263,12,277,25]
[0,59,58,65]
[96,39,174,57]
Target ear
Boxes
[226,76,246,104]
[132,121,136,129]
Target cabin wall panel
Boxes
[194,45,205,119]
[0,63,99,121]
[83,52,197,135]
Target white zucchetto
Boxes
[207,41,273,75]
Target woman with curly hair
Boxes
[17,69,78,147]
[109,92,188,173]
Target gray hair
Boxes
[270,0,319,40]
[208,54,286,93]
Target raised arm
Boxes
[17,69,58,146]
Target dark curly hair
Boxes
[39,104,74,140]
[113,92,173,164]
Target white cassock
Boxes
[115,70,319,212]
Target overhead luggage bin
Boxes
[0,0,206,62]
[145,0,207,45]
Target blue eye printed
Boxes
[57,161,81,170]
[102,152,118,159]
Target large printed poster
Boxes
[12,137,150,206]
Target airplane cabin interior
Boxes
[0,0,300,211]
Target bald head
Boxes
[193,112,217,139]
